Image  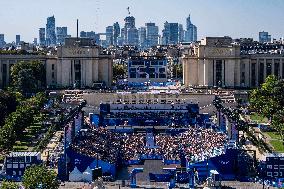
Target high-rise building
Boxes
[0,34,5,48]
[185,15,197,42]
[106,26,114,47]
[124,16,135,29]
[127,28,139,46]
[46,16,56,46]
[113,22,120,46]
[138,27,147,48]
[162,22,179,45]
[16,35,21,45]
[178,24,184,43]
[145,23,159,47]
[80,31,87,38]
[39,28,46,46]
[259,31,271,43]
[123,16,138,46]
[33,38,38,46]
[56,27,68,45]
[80,31,99,44]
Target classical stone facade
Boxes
[51,38,113,88]
[0,54,48,88]
[240,55,284,88]
[182,37,284,88]
[0,38,113,89]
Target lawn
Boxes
[270,140,284,152]
[13,114,47,152]
[264,132,284,152]
[265,132,282,140]
[250,113,269,123]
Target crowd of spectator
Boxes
[71,128,122,164]
[71,127,227,164]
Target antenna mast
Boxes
[76,19,79,40]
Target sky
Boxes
[0,0,284,43]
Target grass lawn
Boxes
[265,132,282,140]
[250,113,268,123]
[13,113,46,152]
[13,145,29,151]
[264,132,284,152]
[270,140,284,152]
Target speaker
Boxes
[92,167,102,181]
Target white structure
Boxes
[82,166,93,182]
[69,167,83,182]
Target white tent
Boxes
[82,166,93,182]
[69,166,83,182]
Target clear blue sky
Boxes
[1,0,284,42]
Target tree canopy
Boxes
[0,181,19,189]
[172,64,183,79]
[0,92,47,151]
[22,165,59,189]
[10,61,45,94]
[0,91,17,126]
[113,64,126,80]
[250,75,284,140]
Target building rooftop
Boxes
[8,152,41,157]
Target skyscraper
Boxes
[46,16,56,46]
[145,23,159,47]
[124,16,138,46]
[56,27,68,45]
[106,26,114,47]
[127,28,139,46]
[16,35,21,45]
[0,34,5,48]
[259,31,271,43]
[39,28,46,46]
[178,24,184,43]
[138,27,147,48]
[162,22,179,45]
[185,15,197,42]
[33,38,38,46]
[80,31,99,44]
[113,22,120,46]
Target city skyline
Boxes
[1,0,284,42]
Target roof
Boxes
[266,153,284,158]
[8,152,41,157]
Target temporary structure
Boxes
[82,166,93,182]
[69,166,83,182]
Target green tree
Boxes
[10,61,45,94]
[0,91,46,151]
[113,64,126,80]
[15,69,37,94]
[0,91,17,126]
[250,75,284,141]
[0,180,19,189]
[22,165,59,189]
[172,64,183,79]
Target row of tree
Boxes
[250,75,284,143]
[0,91,17,126]
[0,165,59,189]
[213,96,272,153]
[0,93,47,151]
[0,59,46,128]
[10,60,46,95]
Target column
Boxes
[93,59,99,82]
[263,59,267,80]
